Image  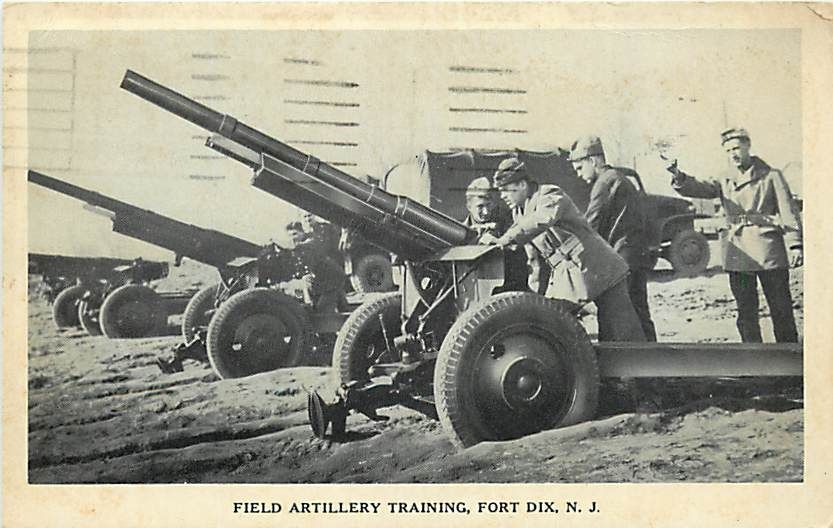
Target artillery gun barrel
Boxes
[120,70,474,258]
[28,170,262,269]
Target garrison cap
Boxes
[721,127,750,144]
[569,135,605,161]
[466,176,496,198]
[493,158,527,188]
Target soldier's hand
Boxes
[301,273,315,289]
[789,247,803,268]
[338,228,353,252]
[661,155,684,182]
[478,233,500,245]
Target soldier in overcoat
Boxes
[668,127,803,342]
[481,158,646,342]
[570,135,657,341]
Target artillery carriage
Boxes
[28,252,170,334]
[122,70,802,448]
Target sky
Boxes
[21,29,801,259]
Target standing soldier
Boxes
[667,127,802,342]
[481,158,646,342]
[569,136,657,341]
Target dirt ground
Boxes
[27,255,804,483]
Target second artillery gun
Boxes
[122,70,802,448]
[29,171,360,378]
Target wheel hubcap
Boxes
[472,327,572,438]
[231,314,290,360]
[366,265,387,289]
[680,240,703,265]
[116,300,154,334]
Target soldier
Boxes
[480,158,646,342]
[462,177,512,234]
[284,220,346,313]
[569,135,657,341]
[667,127,802,342]
[463,176,527,291]
[301,211,342,255]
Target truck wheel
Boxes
[77,298,103,336]
[332,292,402,387]
[52,284,85,328]
[181,283,220,342]
[100,284,167,338]
[350,253,394,293]
[434,292,599,448]
[667,229,710,276]
[206,288,311,379]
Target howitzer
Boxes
[28,252,169,332]
[29,170,352,377]
[123,70,802,448]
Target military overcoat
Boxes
[672,156,802,271]
[499,183,629,304]
[585,166,652,269]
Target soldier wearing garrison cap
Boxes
[668,127,803,342]
[570,135,656,341]
[462,175,527,291]
[483,157,646,342]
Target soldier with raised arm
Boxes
[667,127,803,342]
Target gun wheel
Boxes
[332,292,402,387]
[434,292,599,448]
[350,253,394,293]
[52,284,86,328]
[667,229,710,276]
[100,284,167,338]
[77,297,103,336]
[181,283,220,342]
[206,288,311,379]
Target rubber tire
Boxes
[667,229,710,276]
[434,291,600,448]
[100,284,166,338]
[52,284,85,328]
[350,253,395,293]
[332,292,402,387]
[77,298,103,336]
[181,283,220,342]
[206,288,311,379]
